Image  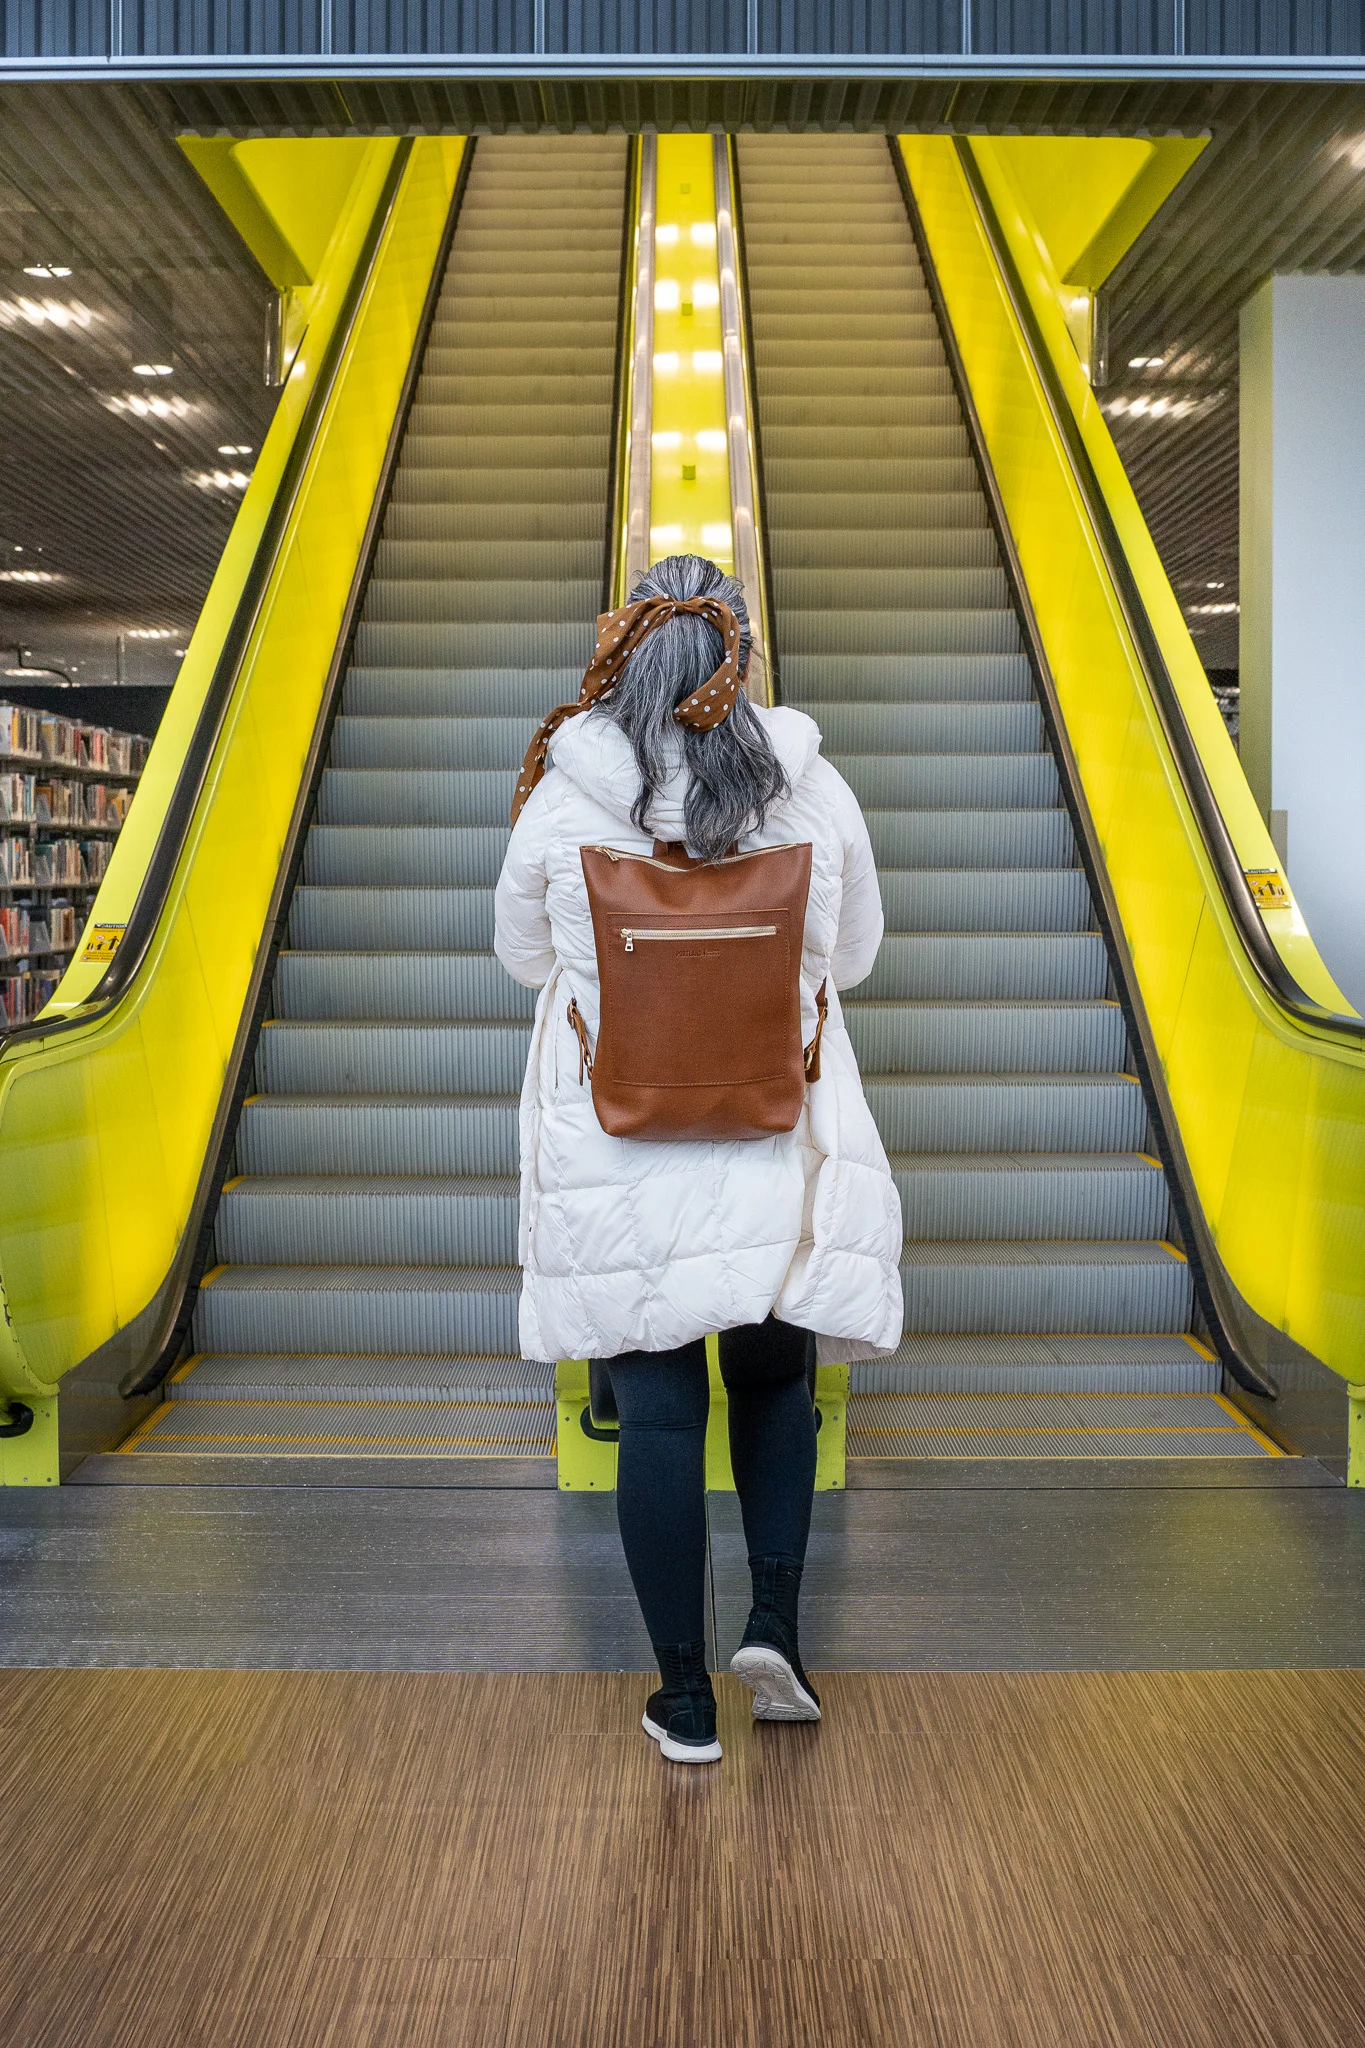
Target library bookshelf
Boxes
[0,703,149,1027]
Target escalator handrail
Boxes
[890,137,1278,1402]
[603,135,642,614]
[0,137,415,1061]
[953,136,1365,1050]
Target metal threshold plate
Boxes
[846,1391,1278,1460]
[121,1398,556,1459]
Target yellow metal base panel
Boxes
[556,1350,847,1492]
[1,1396,58,1485]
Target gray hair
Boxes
[591,553,788,863]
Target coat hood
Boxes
[546,703,824,838]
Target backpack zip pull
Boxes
[622,924,777,951]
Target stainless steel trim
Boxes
[9,56,1365,83]
[713,132,772,706]
[619,133,656,603]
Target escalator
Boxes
[4,124,1355,1485]
[736,133,1276,1462]
[116,135,629,1469]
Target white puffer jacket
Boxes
[494,704,904,1364]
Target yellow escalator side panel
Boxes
[180,137,376,288]
[1348,1386,1365,1487]
[0,138,466,1405]
[41,138,403,1027]
[964,133,1352,1022]
[556,1359,617,1491]
[899,135,1365,1380]
[982,136,1207,294]
[650,135,732,571]
[0,1397,57,1486]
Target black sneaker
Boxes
[730,1617,821,1723]
[642,1688,723,1764]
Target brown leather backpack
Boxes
[567,839,827,1142]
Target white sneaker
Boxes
[642,1708,723,1764]
[730,1644,822,1722]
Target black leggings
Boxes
[604,1319,817,1648]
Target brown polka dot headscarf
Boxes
[510,595,743,826]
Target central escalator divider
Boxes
[123,135,631,1469]
[735,133,1273,1463]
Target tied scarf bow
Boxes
[510,594,743,826]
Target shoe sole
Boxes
[642,1711,723,1764]
[730,1645,822,1722]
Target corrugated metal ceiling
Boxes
[0,83,275,687]
[2,75,1364,687]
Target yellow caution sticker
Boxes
[79,922,126,964]
[1244,867,1289,911]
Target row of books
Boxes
[1,775,133,828]
[0,964,64,1028]
[0,703,149,777]
[0,837,112,887]
[0,901,82,960]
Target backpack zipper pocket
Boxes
[589,845,799,869]
[621,924,778,952]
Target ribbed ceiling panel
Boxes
[0,82,275,686]
[2,75,1364,690]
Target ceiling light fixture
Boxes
[23,264,72,279]
[4,648,73,683]
[132,363,173,377]
[217,443,253,456]
[187,468,251,493]
[0,296,94,331]
[107,392,191,421]
[0,569,61,584]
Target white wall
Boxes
[1239,273,1365,1013]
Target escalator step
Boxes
[898,1242,1192,1336]
[287,885,495,951]
[194,1263,521,1355]
[129,1398,555,1459]
[813,701,1041,753]
[236,1096,518,1176]
[875,870,1090,932]
[319,764,560,828]
[859,931,1107,1000]
[845,999,1122,1073]
[215,1176,519,1265]
[833,754,1058,809]
[169,1354,551,1402]
[784,655,1031,700]
[889,1154,1168,1243]
[272,951,534,1022]
[257,1020,529,1095]
[304,826,509,888]
[342,668,579,718]
[845,1391,1268,1458]
[863,1074,1144,1153]
[863,810,1074,868]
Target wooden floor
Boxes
[2,1666,1363,2046]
